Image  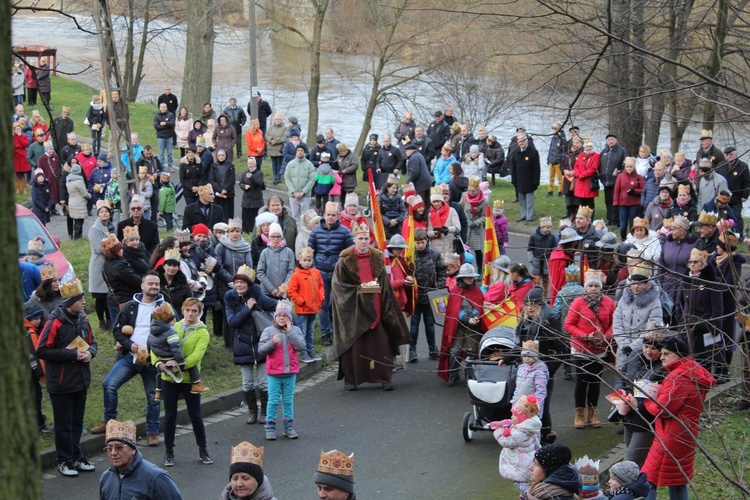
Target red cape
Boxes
[438,283,485,381]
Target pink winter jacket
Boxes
[257,324,306,375]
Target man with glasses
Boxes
[117,195,160,255]
[99,419,181,498]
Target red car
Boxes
[16,204,76,283]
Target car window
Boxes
[17,216,57,256]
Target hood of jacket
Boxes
[543,464,581,494]
[150,319,173,338]
[132,292,165,306]
[620,282,659,307]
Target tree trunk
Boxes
[702,0,729,130]
[0,0,42,495]
[306,0,329,145]
[182,0,216,116]
[644,90,665,152]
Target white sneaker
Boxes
[74,459,95,472]
[58,463,78,477]
[299,352,314,364]
[310,352,323,362]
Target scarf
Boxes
[659,198,672,208]
[260,233,269,245]
[677,197,689,207]
[91,102,103,111]
[585,293,602,316]
[268,237,286,248]
[340,210,363,223]
[465,190,485,215]
[715,251,729,267]
[200,110,213,122]
[607,486,635,498]
[429,202,450,229]
[219,233,251,253]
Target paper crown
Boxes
[299,246,314,259]
[231,441,264,467]
[164,248,181,263]
[719,231,739,248]
[344,192,359,207]
[643,323,672,342]
[696,210,718,226]
[317,450,354,477]
[174,229,191,243]
[407,195,424,209]
[716,191,731,204]
[630,264,651,279]
[584,269,605,285]
[236,264,256,283]
[40,264,59,282]
[512,394,539,419]
[385,174,398,186]
[95,199,113,212]
[677,184,691,197]
[698,157,712,167]
[198,184,213,196]
[565,264,580,282]
[60,279,84,300]
[152,302,176,323]
[101,233,119,251]
[27,237,45,253]
[123,225,140,241]
[354,222,370,236]
[670,215,690,232]
[468,176,480,188]
[631,217,649,232]
[402,182,416,199]
[700,129,713,140]
[196,135,206,146]
[105,419,137,447]
[493,199,504,210]
[228,218,242,231]
[539,216,552,226]
[689,248,708,263]
[430,186,444,202]
[443,253,461,265]
[576,205,593,219]
[521,340,540,357]
[275,298,293,314]
[661,217,674,229]
[201,256,217,273]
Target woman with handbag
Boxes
[564,269,615,430]
[573,141,600,214]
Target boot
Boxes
[283,418,299,439]
[265,419,277,440]
[22,179,27,195]
[587,406,601,428]
[198,446,213,464]
[258,391,269,424]
[574,408,585,429]
[244,391,258,424]
[15,177,20,194]
[190,380,210,394]
[154,389,162,402]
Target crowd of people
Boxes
[15,79,749,499]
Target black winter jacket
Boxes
[239,168,265,209]
[224,287,278,365]
[103,256,143,305]
[153,111,175,139]
[158,268,193,316]
[599,144,628,187]
[414,247,446,304]
[209,160,236,197]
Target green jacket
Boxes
[152,319,209,384]
[159,182,176,214]
[284,157,316,195]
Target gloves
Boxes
[470,220,481,229]
[440,226,450,236]
[490,419,513,430]
[480,285,489,293]
[622,346,633,356]
[626,188,634,195]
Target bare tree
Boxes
[181,0,216,116]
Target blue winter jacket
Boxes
[433,156,453,185]
[99,450,182,499]
[307,219,354,274]
[224,286,278,365]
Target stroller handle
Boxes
[465,359,503,366]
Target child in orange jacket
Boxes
[24,303,51,433]
[287,246,325,363]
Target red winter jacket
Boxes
[564,295,615,355]
[613,170,645,207]
[573,151,601,199]
[642,356,715,486]
[14,133,30,173]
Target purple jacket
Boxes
[493,215,508,245]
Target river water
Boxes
[12,12,748,184]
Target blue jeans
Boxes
[102,356,161,434]
[619,205,643,240]
[645,483,688,500]
[157,137,173,170]
[267,374,296,421]
[271,156,283,182]
[295,313,317,355]
[319,272,333,338]
[410,302,436,349]
[161,381,206,449]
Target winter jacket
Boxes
[515,145,542,195]
[614,352,664,431]
[527,229,557,276]
[716,158,750,205]
[258,324,306,375]
[224,287,278,365]
[573,151,601,199]
[209,159,236,198]
[99,450,182,500]
[599,144,628,187]
[613,284,661,352]
[213,117,238,153]
[287,265,324,314]
[427,120,450,151]
[407,151,432,193]
[494,214,509,247]
[31,179,52,224]
[513,361,549,413]
[245,128,266,157]
[360,143,381,180]
[154,319,209,385]
[66,171,91,219]
[337,150,358,191]
[239,167,265,209]
[676,264,723,326]
[449,176,468,203]
[412,136,436,165]
[641,174,671,211]
[136,179,153,206]
[379,191,407,239]
[547,130,567,165]
[613,170,644,207]
[695,144,725,170]
[413,246,446,304]
[696,172,728,209]
[88,164,113,203]
[215,234,253,282]
[284,157,316,195]
[378,145,401,174]
[516,305,567,372]
[658,233,697,302]
[103,256,143,305]
[264,123,287,157]
[461,192,489,252]
[394,119,416,157]
[564,295,615,356]
[220,476,275,500]
[37,64,51,93]
[308,220,354,274]
[159,182,176,214]
[172,115,192,149]
[87,219,114,294]
[148,320,186,363]
[182,201,225,231]
[256,245,295,295]
[607,472,650,500]
[456,133,478,161]
[642,356,715,486]
[179,155,204,195]
[13,133,30,173]
[153,110,175,139]
[187,121,206,150]
[123,244,149,277]
[701,199,736,226]
[522,464,581,500]
[461,153,485,179]
[494,417,542,483]
[281,141,309,170]
[223,105,247,131]
[314,163,335,195]
[625,230,661,266]
[158,269,193,314]
[36,305,97,394]
[427,205,461,256]
[644,197,673,230]
[433,155,454,185]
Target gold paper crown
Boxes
[60,279,84,300]
[105,419,136,444]
[354,222,370,236]
[401,182,416,198]
[299,246,314,259]
[237,264,255,282]
[407,195,424,208]
[40,264,59,282]
[512,394,540,419]
[164,248,181,262]
[670,215,690,231]
[689,248,708,263]
[576,205,593,219]
[95,199,113,211]
[661,217,674,228]
[430,186,443,196]
[386,174,398,186]
[697,211,718,226]
[493,200,504,210]
[123,225,140,241]
[700,129,713,140]
[468,176,480,188]
[521,340,540,356]
[198,184,213,196]
[643,324,672,342]
[317,450,354,477]
[276,298,293,314]
[228,218,242,231]
[677,183,691,196]
[443,253,461,264]
[584,269,605,284]
[719,231,739,248]
[174,229,191,243]
[101,233,119,251]
[152,302,176,322]
[631,217,649,232]
[201,256,217,273]
[345,192,359,207]
[540,216,552,226]
[630,264,651,279]
[231,441,264,467]
[27,237,44,252]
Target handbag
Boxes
[453,234,466,257]
[252,309,275,334]
[589,171,601,191]
[83,116,90,126]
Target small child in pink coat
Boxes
[491,394,542,495]
[328,170,343,204]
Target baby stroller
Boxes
[462,326,519,442]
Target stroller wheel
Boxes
[462,412,474,442]
[362,208,372,218]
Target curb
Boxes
[39,345,335,470]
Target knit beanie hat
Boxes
[268,223,283,237]
[609,461,640,487]
[535,444,572,477]
[24,301,43,321]
[274,299,293,322]
[191,223,210,237]
[511,394,539,423]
